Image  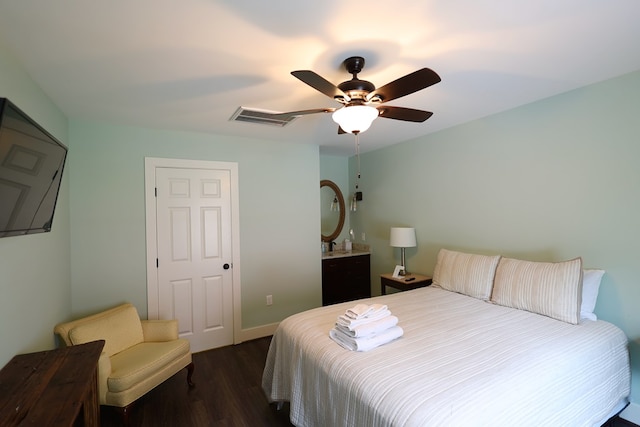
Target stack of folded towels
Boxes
[329,303,403,352]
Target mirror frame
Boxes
[320,179,345,242]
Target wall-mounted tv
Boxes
[0,98,68,238]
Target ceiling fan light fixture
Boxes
[332,105,379,134]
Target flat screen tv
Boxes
[0,98,68,238]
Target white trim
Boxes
[239,322,280,343]
[144,157,242,344]
[144,158,159,318]
[620,402,640,424]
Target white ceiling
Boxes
[0,1,639,156]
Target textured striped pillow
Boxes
[491,257,583,324]
[432,249,501,300]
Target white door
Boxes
[145,159,240,353]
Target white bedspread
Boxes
[262,287,630,427]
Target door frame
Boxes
[144,157,242,344]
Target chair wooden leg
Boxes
[186,362,195,387]
[117,403,133,427]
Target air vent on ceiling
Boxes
[230,107,298,127]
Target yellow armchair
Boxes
[54,303,194,424]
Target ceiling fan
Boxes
[271,56,441,134]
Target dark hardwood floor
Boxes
[99,335,637,427]
[99,336,292,426]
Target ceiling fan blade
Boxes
[367,68,441,103]
[291,70,349,101]
[377,106,433,122]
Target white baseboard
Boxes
[237,322,279,343]
[620,402,640,424]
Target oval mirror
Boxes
[320,179,345,242]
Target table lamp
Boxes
[390,227,417,276]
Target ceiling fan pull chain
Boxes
[351,133,361,212]
[355,133,361,181]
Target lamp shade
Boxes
[332,105,378,134]
[389,227,416,248]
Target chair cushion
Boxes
[69,305,144,357]
[107,339,191,393]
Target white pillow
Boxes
[432,248,501,300]
[580,269,605,321]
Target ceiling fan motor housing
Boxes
[338,56,375,100]
[338,79,375,97]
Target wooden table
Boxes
[0,340,104,427]
[380,273,432,295]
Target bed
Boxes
[262,250,630,427]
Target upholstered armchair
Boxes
[54,303,194,425]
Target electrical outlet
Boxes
[361,232,366,241]
[266,295,273,306]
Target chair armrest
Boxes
[97,352,112,405]
[141,319,179,342]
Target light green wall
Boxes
[0,40,71,366]
[68,121,322,327]
[350,70,640,402]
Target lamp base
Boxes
[399,248,408,276]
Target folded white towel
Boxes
[344,303,370,319]
[345,303,388,320]
[329,325,404,352]
[336,309,391,329]
[335,315,399,337]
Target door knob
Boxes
[223,263,230,270]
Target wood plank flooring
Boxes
[99,335,636,427]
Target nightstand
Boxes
[380,273,432,295]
